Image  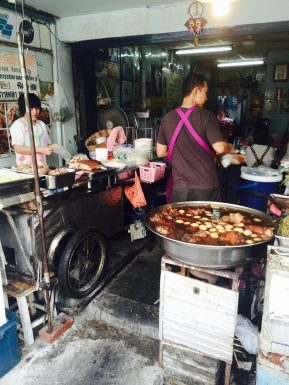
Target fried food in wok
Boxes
[149,205,274,246]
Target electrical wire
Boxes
[43,22,66,46]
[31,17,67,46]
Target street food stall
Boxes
[0,163,126,311]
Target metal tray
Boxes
[0,169,35,199]
[270,194,289,211]
[85,168,116,190]
[40,170,76,190]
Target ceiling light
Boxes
[213,0,230,17]
[217,60,264,68]
[176,46,232,55]
[207,0,239,16]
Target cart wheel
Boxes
[47,226,76,271]
[58,227,107,299]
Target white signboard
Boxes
[269,273,289,322]
[0,51,40,100]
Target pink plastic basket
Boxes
[139,162,166,183]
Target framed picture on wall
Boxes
[273,63,288,82]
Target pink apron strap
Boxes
[175,107,214,157]
[165,172,174,204]
[167,106,196,162]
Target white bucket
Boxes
[134,138,153,151]
[135,149,151,165]
[95,148,108,162]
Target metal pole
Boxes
[16,32,53,332]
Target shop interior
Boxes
[72,29,289,153]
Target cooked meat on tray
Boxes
[68,159,102,171]
[149,205,274,246]
[12,164,70,176]
[47,168,70,175]
[12,163,50,175]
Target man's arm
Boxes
[212,141,235,155]
[156,142,168,158]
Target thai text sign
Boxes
[0,52,40,100]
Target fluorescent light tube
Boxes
[176,46,232,55]
[217,60,264,67]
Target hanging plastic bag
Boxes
[235,314,258,354]
[124,172,147,208]
[48,83,74,123]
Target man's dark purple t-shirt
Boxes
[157,107,224,189]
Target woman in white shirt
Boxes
[245,121,275,168]
[10,93,56,166]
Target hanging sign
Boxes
[0,52,40,100]
[185,1,207,47]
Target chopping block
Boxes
[39,312,74,344]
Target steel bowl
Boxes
[145,201,275,269]
[275,234,289,248]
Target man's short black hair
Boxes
[182,73,207,97]
[18,93,41,117]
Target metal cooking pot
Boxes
[145,201,275,269]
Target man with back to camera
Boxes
[157,72,236,203]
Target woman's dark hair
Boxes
[253,122,272,146]
[18,93,41,117]
[182,73,207,97]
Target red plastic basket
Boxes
[139,162,166,183]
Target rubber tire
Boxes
[58,227,107,299]
[47,226,76,271]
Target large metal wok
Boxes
[145,201,274,269]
